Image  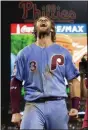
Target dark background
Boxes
[1,1,88,127]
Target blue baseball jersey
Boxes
[12,43,79,101]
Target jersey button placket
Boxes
[42,48,47,95]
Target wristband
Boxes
[71,97,80,110]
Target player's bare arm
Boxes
[69,78,80,98]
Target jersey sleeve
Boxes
[11,51,25,81]
[65,51,79,80]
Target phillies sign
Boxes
[19,1,76,23]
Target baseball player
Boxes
[10,16,80,129]
[82,98,88,129]
[82,54,88,129]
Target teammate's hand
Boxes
[11,113,22,127]
[69,108,78,118]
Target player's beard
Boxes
[38,29,51,39]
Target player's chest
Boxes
[25,49,65,72]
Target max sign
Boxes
[56,24,87,33]
[11,24,86,34]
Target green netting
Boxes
[21,87,70,97]
[21,87,25,96]
[66,87,70,93]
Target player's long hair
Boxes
[33,16,56,42]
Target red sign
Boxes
[11,24,34,34]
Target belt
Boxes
[30,97,65,103]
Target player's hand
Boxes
[11,113,22,127]
[69,108,78,118]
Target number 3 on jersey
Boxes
[51,55,64,70]
[30,61,37,71]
